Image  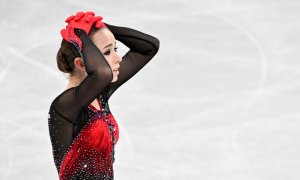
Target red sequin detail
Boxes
[59,110,119,179]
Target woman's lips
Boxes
[113,66,120,73]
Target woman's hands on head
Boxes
[60,11,107,53]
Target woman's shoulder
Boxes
[50,87,77,108]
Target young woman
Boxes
[47,11,160,179]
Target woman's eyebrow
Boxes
[103,41,117,49]
[103,43,112,49]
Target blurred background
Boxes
[0,0,299,179]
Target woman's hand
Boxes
[60,11,107,52]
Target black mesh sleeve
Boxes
[53,29,113,124]
[104,23,160,99]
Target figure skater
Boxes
[47,11,160,179]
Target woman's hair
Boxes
[56,39,80,74]
[56,25,99,76]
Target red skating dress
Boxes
[58,95,119,179]
[48,23,159,179]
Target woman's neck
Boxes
[66,75,83,89]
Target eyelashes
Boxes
[104,47,118,56]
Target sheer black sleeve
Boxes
[53,29,113,124]
[104,23,160,99]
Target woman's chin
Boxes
[111,77,118,82]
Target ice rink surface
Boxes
[0,0,299,179]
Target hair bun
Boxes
[56,40,78,73]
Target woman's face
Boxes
[89,27,122,82]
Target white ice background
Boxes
[0,0,299,179]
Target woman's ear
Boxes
[74,57,85,71]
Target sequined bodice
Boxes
[48,93,119,179]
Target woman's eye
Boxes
[104,51,110,55]
[104,47,118,55]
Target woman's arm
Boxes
[53,29,113,124]
[105,23,160,99]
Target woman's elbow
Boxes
[146,37,160,57]
[153,37,160,54]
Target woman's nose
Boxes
[116,55,122,63]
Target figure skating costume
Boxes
[48,12,159,180]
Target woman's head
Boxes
[57,25,122,82]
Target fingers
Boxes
[60,29,70,42]
[94,16,103,21]
[94,16,104,28]
[65,15,75,23]
[74,12,85,21]
[84,15,93,23]
[95,21,105,28]
[85,11,95,16]
[65,11,85,23]
[61,11,107,43]
[65,12,105,26]
[95,21,102,28]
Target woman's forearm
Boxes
[104,23,160,56]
